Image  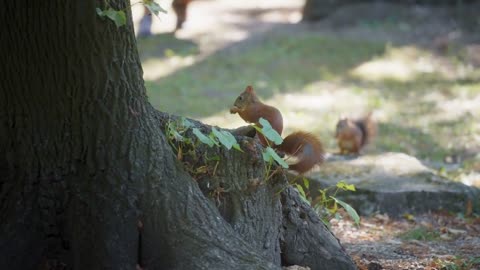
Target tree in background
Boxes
[302,0,475,22]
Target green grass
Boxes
[398,226,440,241]
[139,33,385,117]
[137,30,480,169]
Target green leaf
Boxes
[181,117,194,128]
[192,128,214,147]
[331,197,360,225]
[303,177,310,189]
[211,128,242,152]
[336,181,356,191]
[208,132,220,146]
[170,129,184,142]
[295,184,306,199]
[166,122,183,141]
[144,1,167,17]
[318,189,327,203]
[295,184,311,205]
[329,202,338,214]
[207,155,220,161]
[96,8,126,27]
[256,118,283,145]
[263,147,289,168]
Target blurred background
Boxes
[131,0,480,187]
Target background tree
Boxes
[0,1,355,269]
[302,0,474,21]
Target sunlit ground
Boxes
[134,0,480,185]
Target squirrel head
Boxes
[335,117,355,137]
[230,85,259,113]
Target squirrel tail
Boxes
[355,112,377,147]
[276,131,324,174]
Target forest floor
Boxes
[331,211,480,270]
[134,0,480,269]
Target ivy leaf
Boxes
[336,181,356,191]
[256,118,283,145]
[211,127,242,152]
[96,8,126,27]
[192,128,214,147]
[331,196,360,225]
[144,0,167,17]
[263,147,288,168]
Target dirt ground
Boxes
[134,1,480,269]
[332,211,480,270]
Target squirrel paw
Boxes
[230,106,240,114]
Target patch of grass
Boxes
[375,123,448,161]
[138,30,480,168]
[140,34,385,118]
[398,226,440,241]
[137,33,199,60]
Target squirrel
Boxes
[172,0,192,30]
[335,112,376,154]
[230,86,324,174]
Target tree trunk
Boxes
[0,1,356,270]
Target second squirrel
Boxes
[230,86,324,174]
[335,112,376,154]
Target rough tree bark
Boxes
[0,1,356,269]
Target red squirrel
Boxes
[172,0,192,30]
[335,112,376,154]
[230,86,324,174]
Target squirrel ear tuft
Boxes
[245,85,253,93]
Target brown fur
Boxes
[335,112,376,154]
[230,86,283,146]
[172,0,192,30]
[277,131,324,174]
[231,86,324,174]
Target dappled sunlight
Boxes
[462,172,480,187]
[275,86,371,133]
[351,46,453,82]
[349,152,432,176]
[135,0,303,81]
[136,0,480,183]
[200,110,248,130]
[201,81,396,149]
[142,55,197,80]
[434,91,480,121]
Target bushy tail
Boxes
[355,112,377,147]
[276,131,324,174]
